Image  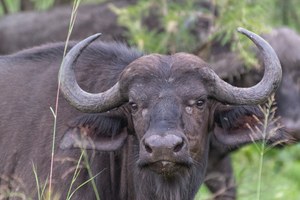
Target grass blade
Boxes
[48,0,82,199]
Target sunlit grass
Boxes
[65,149,102,200]
[32,162,49,200]
[195,144,300,200]
[233,144,300,200]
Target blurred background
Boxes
[0,0,299,199]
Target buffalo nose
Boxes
[143,134,185,154]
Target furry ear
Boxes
[60,112,129,151]
[212,104,289,148]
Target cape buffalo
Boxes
[0,28,282,199]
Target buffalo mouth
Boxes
[138,160,192,176]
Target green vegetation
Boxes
[232,145,300,200]
[111,0,200,54]
[0,0,53,13]
[0,0,106,14]
[198,144,300,200]
[212,0,272,67]
[112,0,300,68]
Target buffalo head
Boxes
[58,28,281,198]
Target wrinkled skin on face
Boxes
[120,53,216,199]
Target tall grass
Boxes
[247,95,279,200]
[48,0,82,199]
[66,152,85,199]
[65,149,102,200]
[32,162,49,200]
[48,0,81,189]
[49,0,102,199]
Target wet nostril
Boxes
[144,141,153,153]
[173,140,184,153]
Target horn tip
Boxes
[237,27,247,34]
[91,33,102,40]
[84,33,102,43]
[78,33,102,47]
[237,27,255,38]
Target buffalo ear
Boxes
[60,113,129,151]
[212,105,275,148]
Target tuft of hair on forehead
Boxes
[171,52,209,69]
[122,53,209,78]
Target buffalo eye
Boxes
[196,99,206,108]
[129,102,138,112]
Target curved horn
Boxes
[59,34,126,113]
[205,27,282,104]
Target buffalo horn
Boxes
[204,27,282,104]
[59,34,125,112]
